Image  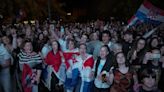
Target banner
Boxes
[128,0,164,27]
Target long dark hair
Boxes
[133,37,147,51]
[127,37,147,61]
[148,37,159,49]
[102,45,111,55]
[50,39,61,51]
[66,38,77,49]
[140,68,156,81]
[114,52,130,68]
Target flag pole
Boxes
[48,0,51,20]
[143,23,164,38]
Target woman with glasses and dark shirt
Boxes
[128,38,147,71]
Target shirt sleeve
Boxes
[4,50,11,60]
[59,39,67,51]
[92,59,97,72]
[4,49,13,65]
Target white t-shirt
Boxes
[94,59,111,89]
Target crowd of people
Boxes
[0,19,164,92]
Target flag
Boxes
[42,50,66,91]
[22,64,32,92]
[71,55,94,92]
[41,65,53,91]
[63,49,79,70]
[128,0,164,27]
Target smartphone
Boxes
[151,53,161,61]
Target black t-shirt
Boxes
[139,86,161,92]
[159,68,164,92]
[122,41,133,57]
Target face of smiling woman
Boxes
[23,42,33,54]
[137,39,145,50]
[68,40,75,50]
[51,41,59,52]
[100,46,109,59]
[79,44,86,55]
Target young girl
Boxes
[135,68,161,92]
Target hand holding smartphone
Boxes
[145,52,160,61]
[151,53,161,61]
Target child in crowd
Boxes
[134,68,161,92]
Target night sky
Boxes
[0,0,163,22]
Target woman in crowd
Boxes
[148,37,160,51]
[63,39,79,92]
[93,45,114,92]
[110,52,138,92]
[44,39,65,92]
[128,38,147,72]
[71,43,94,92]
[34,32,48,52]
[18,39,42,92]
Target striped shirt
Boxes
[18,51,42,71]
